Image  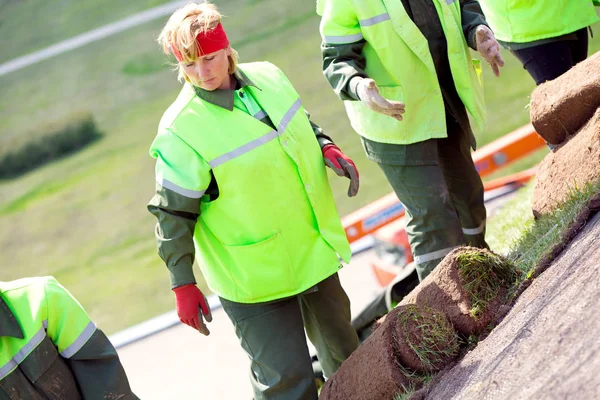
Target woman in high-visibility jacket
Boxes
[318,0,504,282]
[147,3,359,399]
[0,276,138,399]
[479,0,599,85]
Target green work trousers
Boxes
[220,272,358,400]
[362,115,488,281]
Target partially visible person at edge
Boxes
[147,3,360,399]
[0,276,138,400]
[318,0,504,282]
[479,0,599,86]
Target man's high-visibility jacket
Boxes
[0,276,137,400]
[150,62,351,304]
[479,0,599,44]
[318,0,487,145]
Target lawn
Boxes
[1,1,599,333]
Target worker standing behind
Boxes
[0,276,138,399]
[479,0,599,85]
[148,3,359,399]
[318,0,503,281]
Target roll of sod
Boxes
[400,247,518,336]
[530,51,600,145]
[319,304,459,400]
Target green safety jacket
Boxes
[0,277,137,400]
[150,61,351,304]
[479,0,599,43]
[318,0,487,145]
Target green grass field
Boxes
[1,1,599,333]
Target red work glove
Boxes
[173,284,213,335]
[322,144,360,197]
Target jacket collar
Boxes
[194,68,260,111]
[0,295,24,339]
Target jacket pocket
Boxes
[345,85,406,140]
[224,232,296,301]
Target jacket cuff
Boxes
[169,264,197,289]
[318,137,334,149]
[348,76,365,101]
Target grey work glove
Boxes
[475,25,505,77]
[322,144,360,197]
[356,78,406,121]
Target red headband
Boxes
[171,23,230,62]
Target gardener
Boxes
[318,0,503,281]
[479,0,599,85]
[148,3,359,399]
[0,276,138,399]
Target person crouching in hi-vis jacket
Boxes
[478,0,599,86]
[318,0,504,281]
[0,276,138,399]
[148,3,360,399]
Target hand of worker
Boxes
[356,78,406,121]
[475,25,504,77]
[322,144,360,197]
[173,284,213,335]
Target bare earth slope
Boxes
[422,211,600,400]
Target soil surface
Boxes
[417,211,600,400]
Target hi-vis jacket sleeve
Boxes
[45,278,138,399]
[147,129,211,289]
[319,0,367,101]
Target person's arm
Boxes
[305,109,334,148]
[319,0,367,101]
[147,129,211,289]
[147,130,213,334]
[147,187,199,289]
[44,278,138,399]
[460,0,489,50]
[319,0,405,119]
[322,41,368,101]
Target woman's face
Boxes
[181,47,232,91]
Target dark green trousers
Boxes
[362,115,488,281]
[220,273,358,400]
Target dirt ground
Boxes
[418,211,600,400]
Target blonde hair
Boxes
[157,2,239,83]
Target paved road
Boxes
[0,0,189,77]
